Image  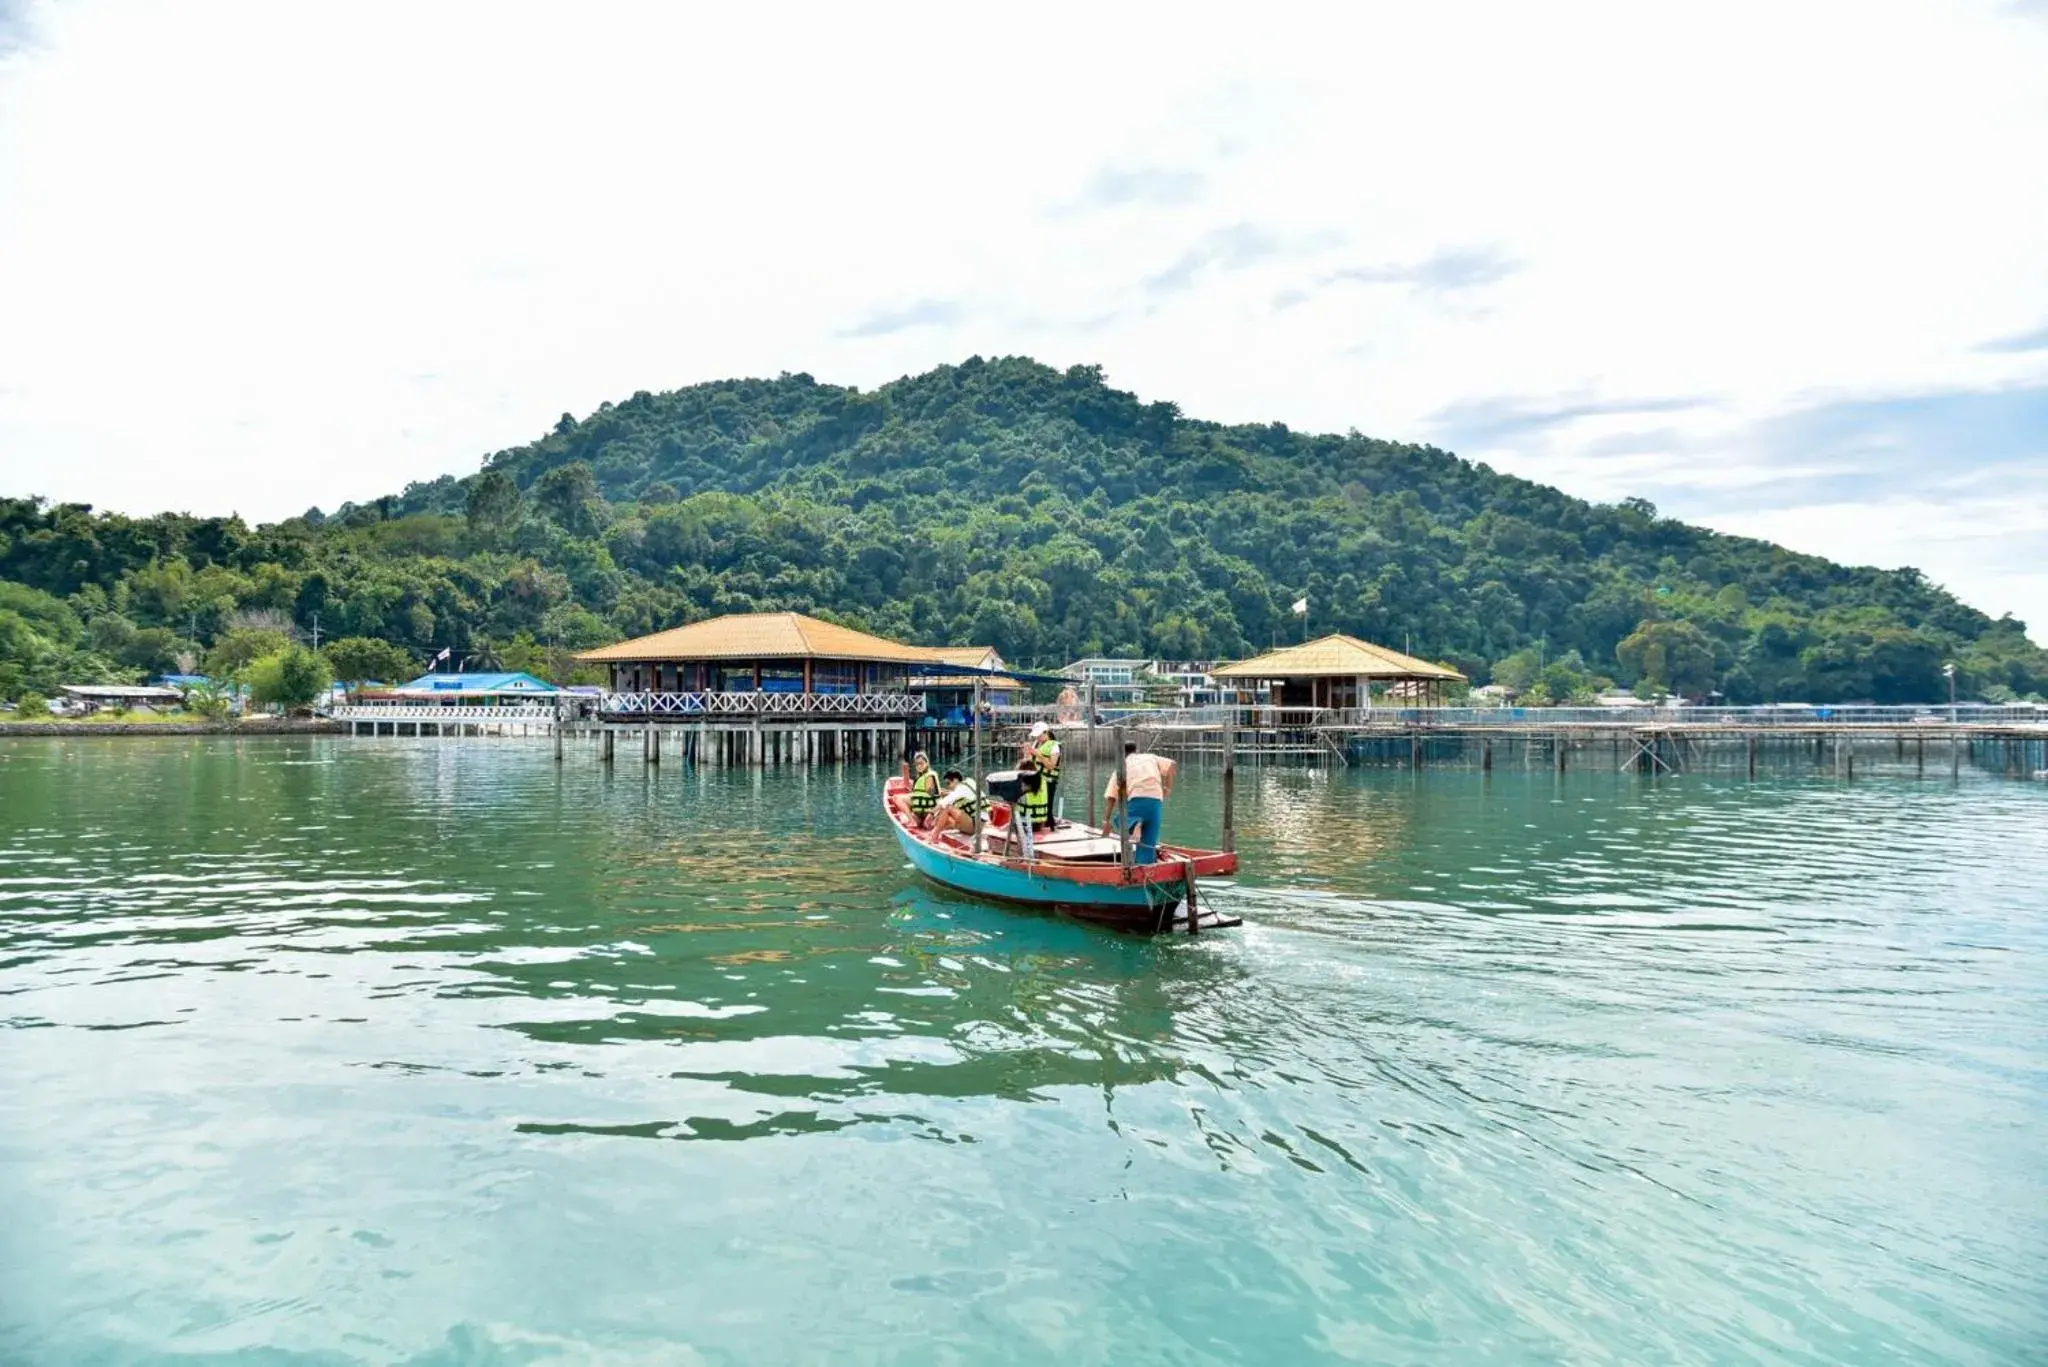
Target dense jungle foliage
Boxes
[3,357,2044,705]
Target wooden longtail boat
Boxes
[883,775,1242,931]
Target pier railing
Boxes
[331,704,558,723]
[996,703,2047,731]
[600,690,927,719]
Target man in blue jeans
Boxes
[1103,742,1177,865]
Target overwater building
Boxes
[574,612,943,722]
[1212,634,1466,712]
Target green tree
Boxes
[532,462,606,538]
[11,691,48,718]
[323,637,416,689]
[464,468,523,546]
[1616,619,1717,698]
[205,627,294,680]
[246,646,332,712]
[181,679,233,721]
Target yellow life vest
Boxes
[1018,777,1052,829]
[1032,736,1062,779]
[910,769,940,814]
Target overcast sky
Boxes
[2,1,2044,636]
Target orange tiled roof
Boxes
[574,612,936,664]
[1211,634,1466,681]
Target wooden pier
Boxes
[331,692,2048,784]
[1112,706,2048,780]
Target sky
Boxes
[1,0,2045,636]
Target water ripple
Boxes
[2,739,2044,1364]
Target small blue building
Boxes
[367,672,562,706]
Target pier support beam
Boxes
[602,729,615,765]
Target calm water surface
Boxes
[2,737,2044,1364]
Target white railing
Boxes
[1001,703,2046,730]
[600,690,927,718]
[1360,704,2048,727]
[331,704,558,723]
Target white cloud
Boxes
[0,0,2044,632]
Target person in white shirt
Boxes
[932,769,981,836]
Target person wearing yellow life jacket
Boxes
[1014,756,1052,859]
[932,768,981,836]
[1024,722,1062,827]
[907,751,942,827]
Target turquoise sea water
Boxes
[2,737,2044,1364]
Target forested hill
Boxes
[3,357,2045,704]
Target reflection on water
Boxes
[2,738,2045,1364]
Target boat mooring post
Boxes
[971,679,985,854]
[1221,709,1236,855]
[1115,728,1132,872]
[1086,681,1099,829]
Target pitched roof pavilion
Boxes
[1212,634,1466,682]
[574,611,939,666]
[906,644,1021,691]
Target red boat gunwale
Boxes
[883,775,1238,883]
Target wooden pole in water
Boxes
[1482,738,1493,772]
[1747,734,1757,779]
[1115,728,1132,872]
[602,728,614,765]
[1087,681,1099,829]
[971,679,985,853]
[1221,711,1236,854]
[1951,734,1961,780]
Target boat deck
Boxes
[883,778,1241,931]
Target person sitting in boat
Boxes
[907,751,942,828]
[1022,723,1062,828]
[1103,742,1177,865]
[932,768,981,835]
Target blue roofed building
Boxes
[361,671,562,706]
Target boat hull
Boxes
[882,778,1240,930]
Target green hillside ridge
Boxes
[3,356,2043,705]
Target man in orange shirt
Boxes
[1103,741,1177,865]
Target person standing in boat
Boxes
[1014,755,1053,858]
[1022,722,1063,827]
[1103,742,1177,865]
[907,751,942,829]
[932,768,981,835]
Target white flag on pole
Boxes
[1291,598,1308,615]
[432,647,452,665]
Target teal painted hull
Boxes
[888,817,1175,911]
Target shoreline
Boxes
[0,719,344,738]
